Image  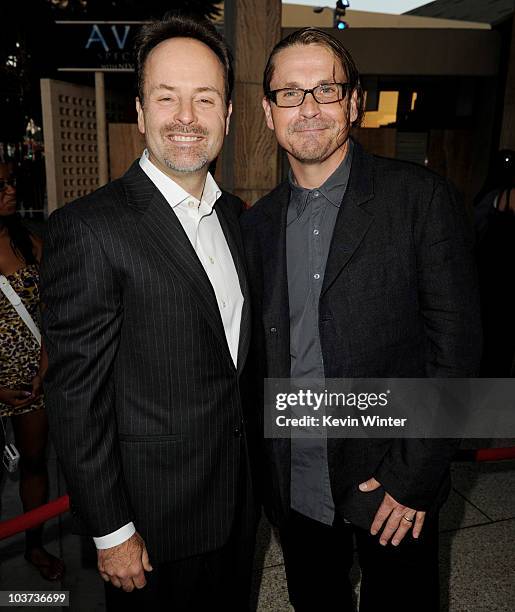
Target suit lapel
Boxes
[259,183,293,495]
[215,194,251,374]
[321,143,375,296]
[122,162,233,368]
[261,182,291,379]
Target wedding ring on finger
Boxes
[402,514,415,524]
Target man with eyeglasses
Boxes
[241,28,481,611]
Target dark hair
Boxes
[0,214,37,266]
[263,28,365,127]
[134,13,234,107]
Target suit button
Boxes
[270,327,277,334]
[234,427,242,438]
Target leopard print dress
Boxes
[0,264,44,417]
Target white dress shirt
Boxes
[93,150,243,549]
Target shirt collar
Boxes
[139,149,221,210]
[288,138,354,210]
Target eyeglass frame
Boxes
[0,177,16,192]
[266,82,353,108]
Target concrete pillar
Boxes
[223,0,282,205]
[95,71,109,186]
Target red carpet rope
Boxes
[0,494,69,541]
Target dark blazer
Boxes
[241,142,481,530]
[41,161,253,563]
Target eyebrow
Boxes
[151,84,223,97]
[278,79,336,89]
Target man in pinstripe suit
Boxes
[40,15,256,611]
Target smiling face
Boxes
[263,43,357,167]
[136,37,231,178]
[0,163,16,217]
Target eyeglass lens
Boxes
[276,84,346,107]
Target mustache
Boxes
[161,124,208,136]
[288,119,334,133]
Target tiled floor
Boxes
[1,439,514,611]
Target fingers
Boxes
[132,568,147,589]
[141,547,153,573]
[358,477,381,492]
[370,496,395,536]
[367,488,426,546]
[12,391,33,404]
[99,570,110,582]
[110,576,122,589]
[12,397,34,408]
[98,565,146,591]
[378,506,407,545]
[119,577,137,592]
[377,509,425,546]
[412,511,426,539]
[391,512,416,546]
[8,389,34,407]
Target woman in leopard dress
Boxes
[0,163,64,580]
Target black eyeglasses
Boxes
[0,177,16,191]
[267,83,352,108]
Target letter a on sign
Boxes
[85,25,109,51]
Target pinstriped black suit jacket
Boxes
[40,161,253,563]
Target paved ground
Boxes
[1,437,514,611]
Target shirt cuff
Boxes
[93,522,136,549]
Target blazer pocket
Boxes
[118,433,182,443]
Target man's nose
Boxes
[174,99,196,125]
[299,92,321,119]
[4,183,16,196]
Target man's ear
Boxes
[262,96,275,131]
[349,89,359,125]
[225,101,233,136]
[136,97,145,135]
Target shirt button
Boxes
[313,191,320,198]
[313,229,319,235]
[188,201,195,208]
[209,256,214,264]
[222,300,226,308]
[270,327,277,333]
[314,273,320,280]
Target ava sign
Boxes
[56,21,147,73]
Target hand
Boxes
[359,477,425,546]
[0,387,34,408]
[97,532,153,592]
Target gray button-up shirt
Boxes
[287,141,353,525]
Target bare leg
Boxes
[11,408,65,580]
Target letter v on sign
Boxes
[111,25,130,50]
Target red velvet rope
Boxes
[0,495,69,541]
[456,447,515,462]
